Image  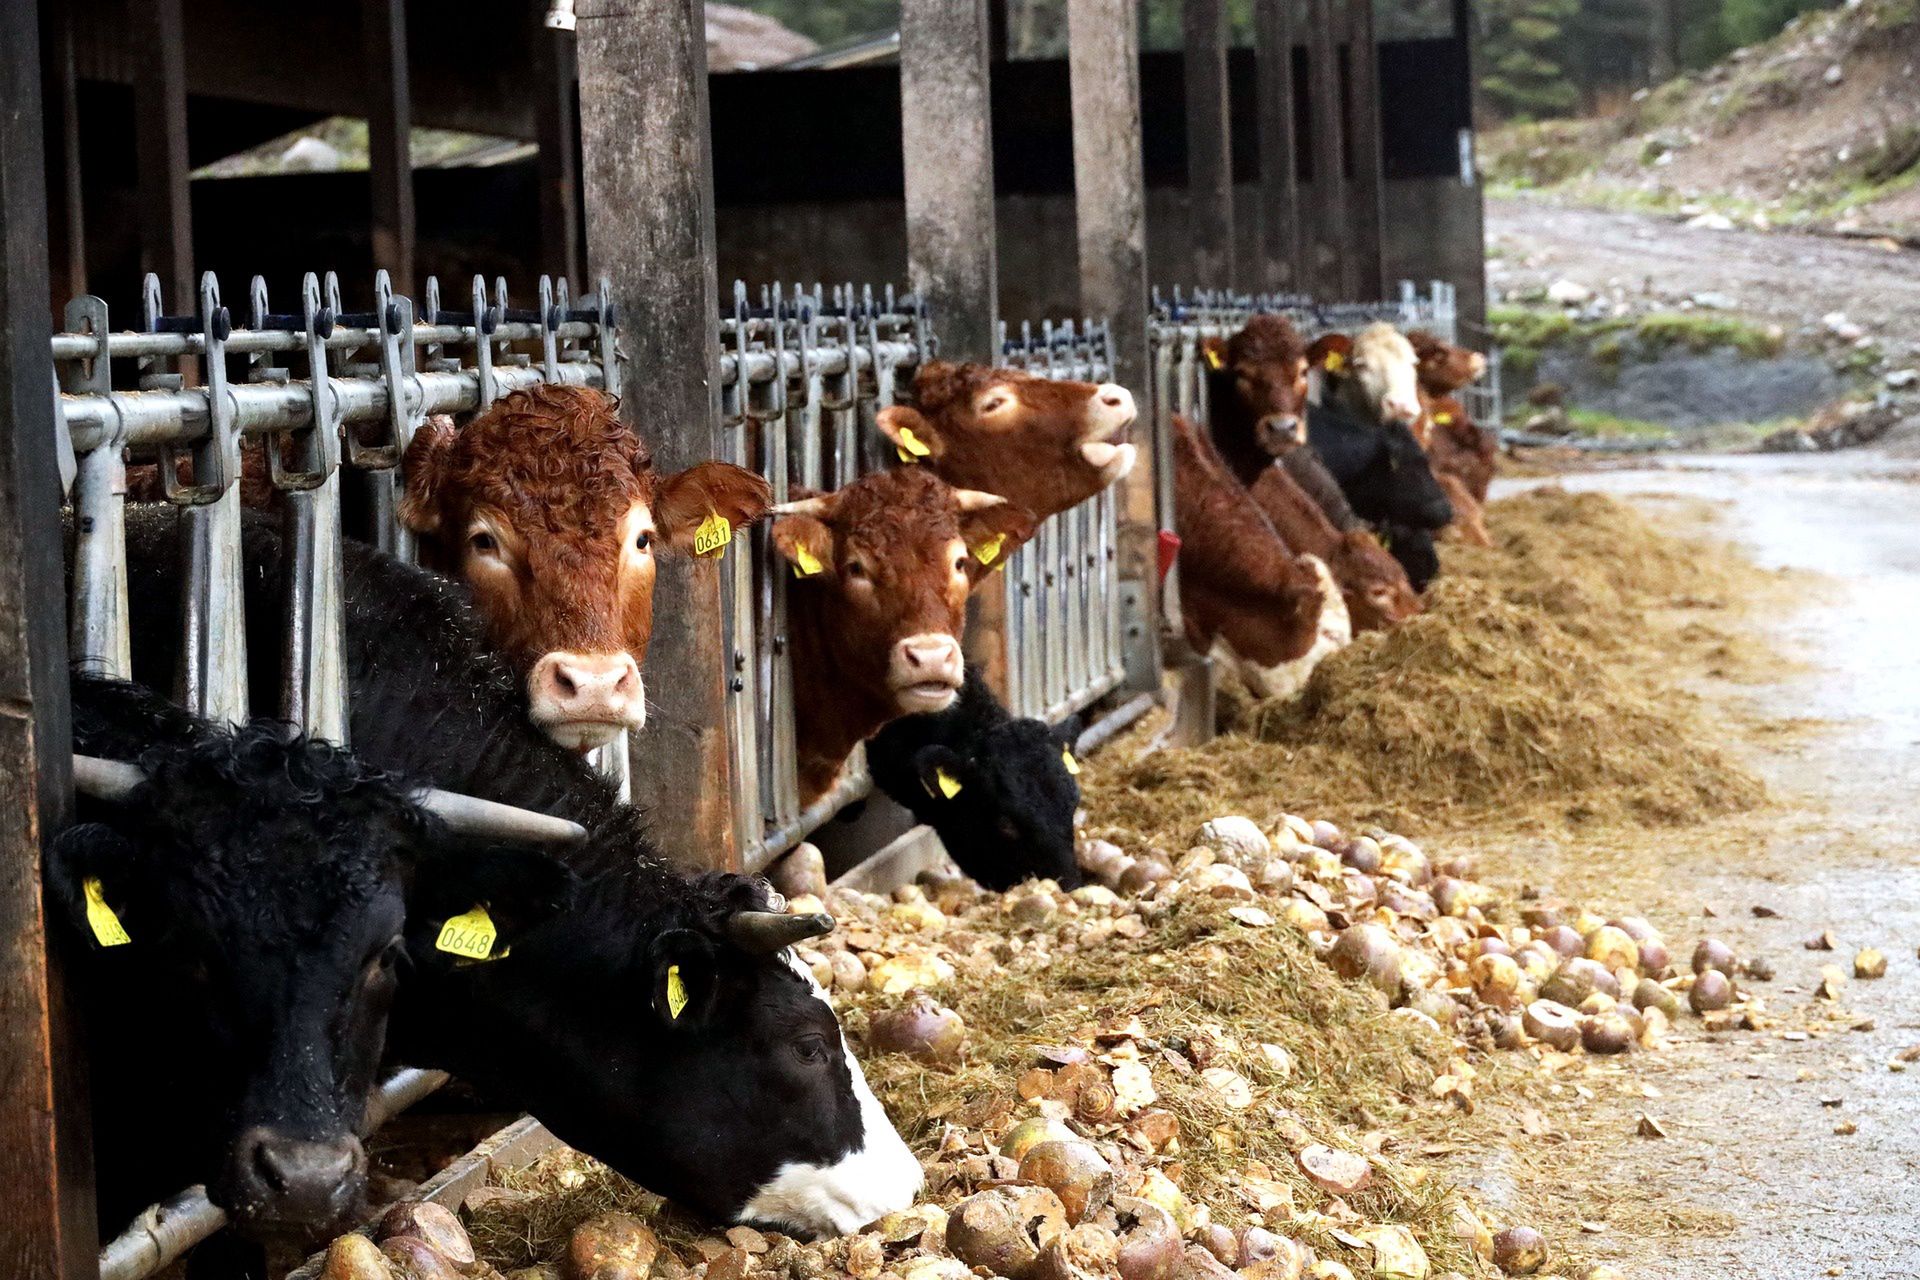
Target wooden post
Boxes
[1252,0,1300,293]
[41,0,86,310]
[0,1,96,1273]
[1181,0,1234,287]
[532,19,583,284]
[132,0,192,309]
[1304,0,1347,299]
[576,0,738,870]
[900,0,998,363]
[1067,0,1160,694]
[1345,0,1387,299]
[363,0,416,291]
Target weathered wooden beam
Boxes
[576,0,737,871]
[1066,0,1161,695]
[531,18,583,284]
[1252,0,1300,293]
[0,0,96,1272]
[1344,0,1387,300]
[361,0,416,291]
[131,0,192,309]
[900,0,998,363]
[41,0,86,310]
[1304,0,1347,299]
[1181,0,1234,287]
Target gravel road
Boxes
[1487,196,1920,345]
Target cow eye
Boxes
[845,561,868,581]
[793,1034,830,1065]
[633,530,653,552]
[370,938,405,976]
[954,554,969,573]
[469,530,499,555]
[979,394,1010,413]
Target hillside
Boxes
[1483,0,1920,239]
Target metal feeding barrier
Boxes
[51,268,616,1280]
[716,283,1136,873]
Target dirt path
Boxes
[1487,196,1920,341]
[1467,452,1920,1277]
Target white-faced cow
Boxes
[1171,416,1350,699]
[399,384,772,751]
[875,361,1137,530]
[114,508,925,1239]
[1309,324,1424,428]
[770,467,1036,804]
[57,676,569,1245]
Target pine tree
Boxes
[1480,0,1582,120]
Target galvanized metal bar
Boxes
[277,279,349,743]
[177,275,248,727]
[64,296,129,679]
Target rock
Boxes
[1297,1144,1371,1195]
[1546,280,1592,306]
[1690,291,1736,310]
[1886,369,1919,390]
[321,1235,394,1280]
[1825,312,1865,341]
[1856,948,1889,979]
[767,842,828,899]
[1824,62,1844,85]
[1685,212,1735,231]
[565,1213,661,1280]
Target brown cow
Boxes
[1407,330,1488,398]
[1200,320,1420,632]
[769,467,1036,804]
[1427,394,1498,504]
[874,361,1137,528]
[398,384,772,751]
[1172,416,1348,701]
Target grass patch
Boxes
[1566,408,1674,439]
[1633,311,1786,358]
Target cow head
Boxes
[1407,330,1488,397]
[1203,314,1312,455]
[876,361,1137,525]
[420,874,922,1238]
[772,468,1036,719]
[53,705,571,1238]
[909,718,1084,891]
[1329,528,1422,631]
[1311,324,1423,428]
[400,385,772,752]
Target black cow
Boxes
[1281,447,1363,532]
[867,666,1083,891]
[1377,523,1442,593]
[56,676,567,1243]
[1307,402,1452,587]
[113,506,923,1238]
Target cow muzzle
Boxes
[1381,395,1422,427]
[889,633,963,712]
[1256,414,1307,453]
[226,1128,366,1235]
[528,650,645,750]
[1085,382,1138,440]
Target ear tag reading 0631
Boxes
[973,533,1006,566]
[666,963,690,1020]
[83,877,131,948]
[895,426,932,463]
[1061,746,1081,776]
[793,545,824,578]
[435,905,499,961]
[693,512,732,558]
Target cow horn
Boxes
[412,789,588,844]
[769,496,835,519]
[728,909,836,953]
[950,488,1008,513]
[72,755,148,801]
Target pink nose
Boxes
[1384,398,1421,426]
[900,635,960,673]
[528,651,643,725]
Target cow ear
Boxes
[47,822,146,949]
[653,461,774,553]
[771,515,835,580]
[960,502,1037,584]
[407,842,578,966]
[912,746,968,804]
[1199,336,1229,373]
[647,928,725,1030]
[399,415,459,536]
[911,360,966,411]
[1308,334,1353,377]
[876,405,944,464]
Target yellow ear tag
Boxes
[792,544,824,578]
[896,425,932,461]
[1323,350,1347,375]
[83,877,131,948]
[1061,746,1081,776]
[923,766,963,800]
[435,905,499,961]
[666,963,690,1020]
[693,512,732,558]
[973,533,1006,566]
[1203,346,1225,371]
[1434,411,1454,425]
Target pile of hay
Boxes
[1086,489,1771,839]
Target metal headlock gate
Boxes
[715,283,1131,873]
[51,269,613,1280]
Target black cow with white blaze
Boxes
[867,666,1083,891]
[114,506,923,1238]
[55,676,568,1242]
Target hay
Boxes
[1086,489,1772,840]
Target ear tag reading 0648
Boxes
[895,425,932,463]
[793,545,824,578]
[666,963,690,1020]
[435,905,499,961]
[693,512,732,558]
[1061,746,1081,776]
[83,877,131,948]
[973,533,1006,566]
